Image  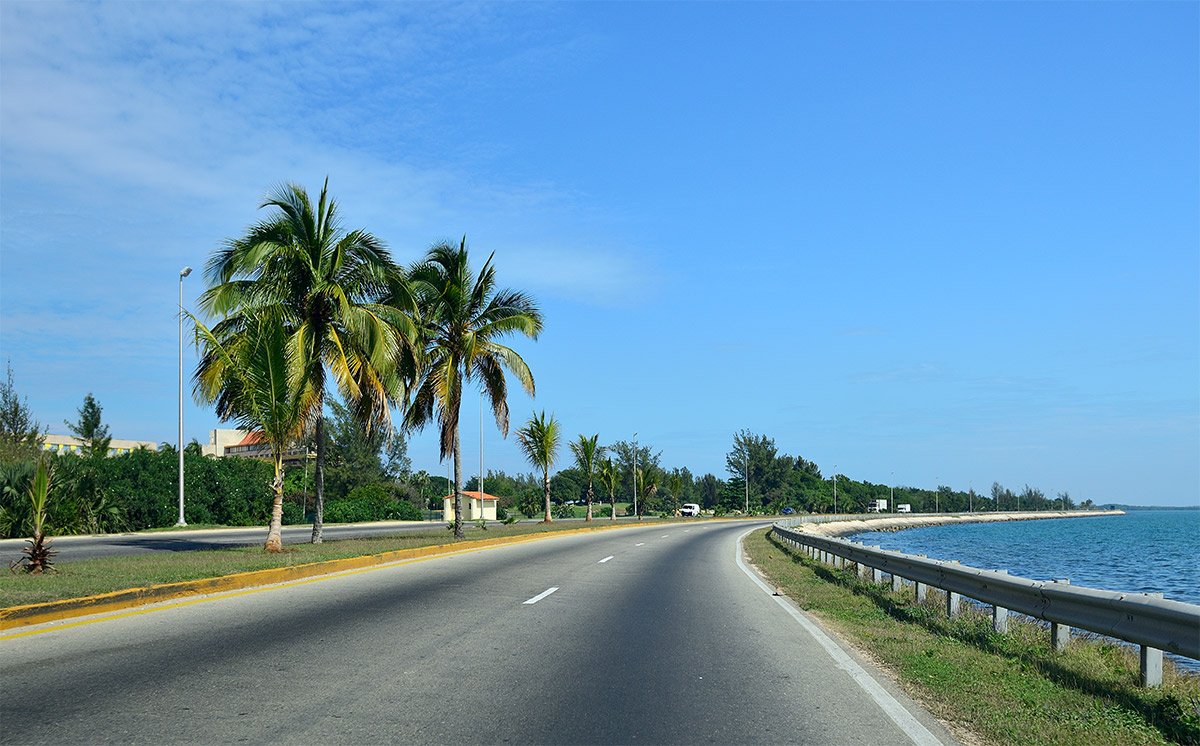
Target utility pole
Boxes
[832,465,837,514]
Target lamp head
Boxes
[180,266,192,278]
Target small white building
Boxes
[42,434,158,457]
[443,491,500,521]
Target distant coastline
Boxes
[1098,504,1200,511]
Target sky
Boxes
[1,2,1196,507]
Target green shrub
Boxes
[387,499,423,521]
[281,501,304,525]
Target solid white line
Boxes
[635,542,645,547]
[661,534,670,538]
[522,587,559,605]
[733,527,944,746]
[598,556,614,564]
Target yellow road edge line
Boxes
[0,519,717,634]
[0,539,512,640]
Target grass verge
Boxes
[0,520,657,608]
[746,528,1200,746]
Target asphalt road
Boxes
[0,517,620,563]
[0,521,957,745]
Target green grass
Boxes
[0,520,652,608]
[745,528,1200,746]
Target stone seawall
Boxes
[787,510,1126,538]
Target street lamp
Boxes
[832,464,837,514]
[632,432,638,521]
[177,266,192,527]
[479,387,484,520]
[743,449,749,515]
[890,471,894,509]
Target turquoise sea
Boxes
[850,508,1200,671]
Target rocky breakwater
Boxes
[791,510,1126,538]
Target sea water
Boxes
[849,509,1200,671]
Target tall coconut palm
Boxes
[516,411,560,523]
[598,457,620,521]
[198,178,415,543]
[403,238,542,539]
[193,310,307,552]
[570,434,603,521]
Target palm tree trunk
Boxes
[453,428,464,539]
[585,481,593,521]
[311,410,325,544]
[265,454,284,552]
[611,491,616,521]
[542,468,552,523]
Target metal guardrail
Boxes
[771,520,1200,687]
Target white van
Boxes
[680,503,700,517]
[897,504,912,513]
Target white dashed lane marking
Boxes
[522,587,559,605]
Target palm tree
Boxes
[569,434,603,521]
[598,457,620,521]
[403,238,542,539]
[198,178,414,543]
[667,471,684,515]
[193,311,307,552]
[636,467,660,518]
[516,411,560,523]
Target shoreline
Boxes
[784,509,1126,538]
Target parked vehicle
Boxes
[865,498,888,513]
[897,503,912,513]
[680,503,700,517]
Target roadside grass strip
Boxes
[0,520,682,630]
[745,528,1200,746]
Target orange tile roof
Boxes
[236,431,266,447]
[443,490,500,501]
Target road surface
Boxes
[0,517,624,563]
[0,520,957,745]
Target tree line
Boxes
[1,179,1090,561]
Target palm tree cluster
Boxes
[193,179,543,547]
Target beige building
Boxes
[42,434,158,457]
[202,428,312,465]
[443,491,499,521]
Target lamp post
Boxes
[890,471,894,509]
[632,432,638,521]
[479,387,484,520]
[743,450,749,515]
[177,266,191,527]
[832,464,837,515]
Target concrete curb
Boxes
[0,521,689,631]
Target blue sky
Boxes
[1,2,1196,506]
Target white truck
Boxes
[680,503,701,517]
[896,503,912,513]
[865,498,888,513]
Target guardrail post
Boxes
[1051,579,1071,651]
[869,547,883,583]
[993,570,1009,633]
[946,590,961,617]
[1140,593,1164,687]
[946,562,962,617]
[914,555,927,602]
[891,573,902,592]
[857,560,869,579]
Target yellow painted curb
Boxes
[0,520,677,632]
